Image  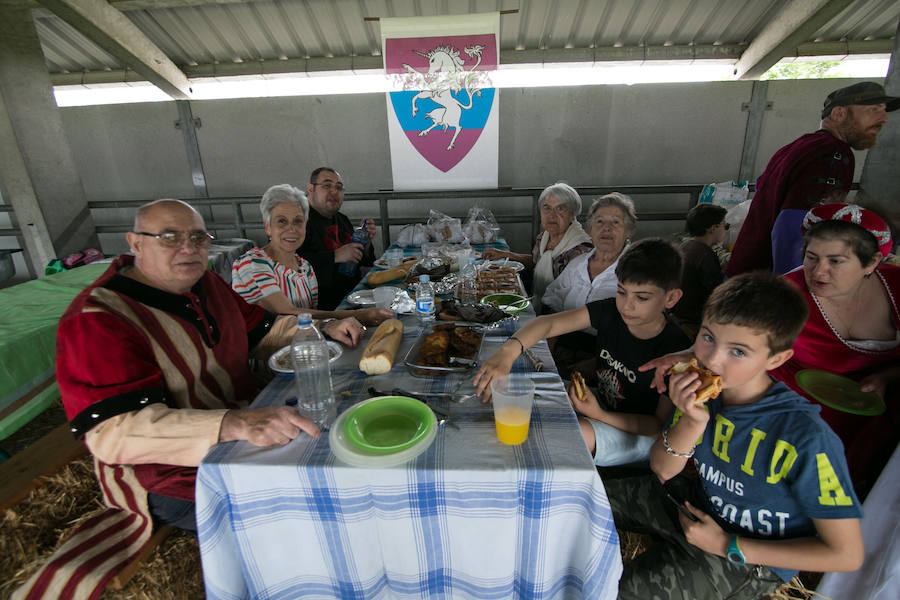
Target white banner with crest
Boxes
[381,13,500,190]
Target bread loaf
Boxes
[367,259,417,286]
[358,319,404,375]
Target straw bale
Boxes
[0,455,203,599]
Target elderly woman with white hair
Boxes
[543,192,637,313]
[232,184,390,326]
[483,182,593,309]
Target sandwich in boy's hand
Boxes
[571,371,588,402]
[667,358,722,404]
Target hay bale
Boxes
[0,455,204,600]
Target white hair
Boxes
[260,184,308,225]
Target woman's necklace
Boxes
[813,278,868,342]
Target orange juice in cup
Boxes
[494,406,531,444]
[491,375,535,446]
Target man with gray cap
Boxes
[726,81,899,276]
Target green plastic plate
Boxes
[342,396,434,454]
[480,293,529,314]
[796,370,886,416]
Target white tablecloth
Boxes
[817,441,900,600]
[196,314,623,599]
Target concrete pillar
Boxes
[0,0,98,275]
[858,17,900,245]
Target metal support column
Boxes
[858,17,900,241]
[737,81,772,183]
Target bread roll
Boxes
[367,259,417,286]
[572,371,587,401]
[667,358,722,404]
[358,319,404,375]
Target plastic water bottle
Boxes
[291,313,335,425]
[337,220,371,277]
[459,258,478,302]
[416,274,435,325]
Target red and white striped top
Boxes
[232,247,319,309]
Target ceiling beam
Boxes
[37,0,191,99]
[733,0,855,80]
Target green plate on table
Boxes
[480,293,529,314]
[342,396,435,454]
[796,370,886,416]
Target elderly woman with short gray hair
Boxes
[543,192,637,313]
[232,184,390,326]
[483,182,593,308]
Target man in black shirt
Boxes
[300,167,376,309]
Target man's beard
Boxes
[844,128,879,150]
[839,111,880,150]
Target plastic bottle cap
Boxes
[419,274,429,282]
[297,313,312,325]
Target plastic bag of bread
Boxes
[359,319,404,375]
[426,210,466,243]
[397,223,429,247]
[463,207,499,244]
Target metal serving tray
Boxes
[403,323,485,378]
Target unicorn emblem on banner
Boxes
[401,44,486,150]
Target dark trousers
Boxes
[606,475,783,600]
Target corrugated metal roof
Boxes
[32,0,898,80]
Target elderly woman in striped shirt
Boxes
[232,184,390,326]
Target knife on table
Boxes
[367,387,460,429]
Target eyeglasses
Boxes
[540,203,572,216]
[720,222,731,231]
[312,181,345,193]
[135,230,215,248]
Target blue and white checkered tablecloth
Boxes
[197,262,622,599]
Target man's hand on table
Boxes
[219,407,320,446]
[354,308,392,327]
[335,243,364,264]
[324,316,366,347]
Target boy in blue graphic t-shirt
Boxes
[606,273,863,600]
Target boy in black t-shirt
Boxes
[475,239,691,465]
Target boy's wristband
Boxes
[507,336,525,356]
[726,535,746,566]
[662,428,696,458]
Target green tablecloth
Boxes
[0,263,108,440]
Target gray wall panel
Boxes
[59,101,195,201]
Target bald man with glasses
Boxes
[53,200,368,529]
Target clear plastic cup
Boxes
[386,248,404,267]
[490,375,535,445]
[373,287,396,312]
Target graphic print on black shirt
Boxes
[596,367,626,410]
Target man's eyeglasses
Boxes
[312,181,345,193]
[135,230,215,248]
[720,222,731,231]
[540,203,572,216]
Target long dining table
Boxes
[196,242,623,599]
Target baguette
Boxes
[358,319,404,375]
[667,358,722,404]
[571,371,588,401]
[367,259,417,286]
